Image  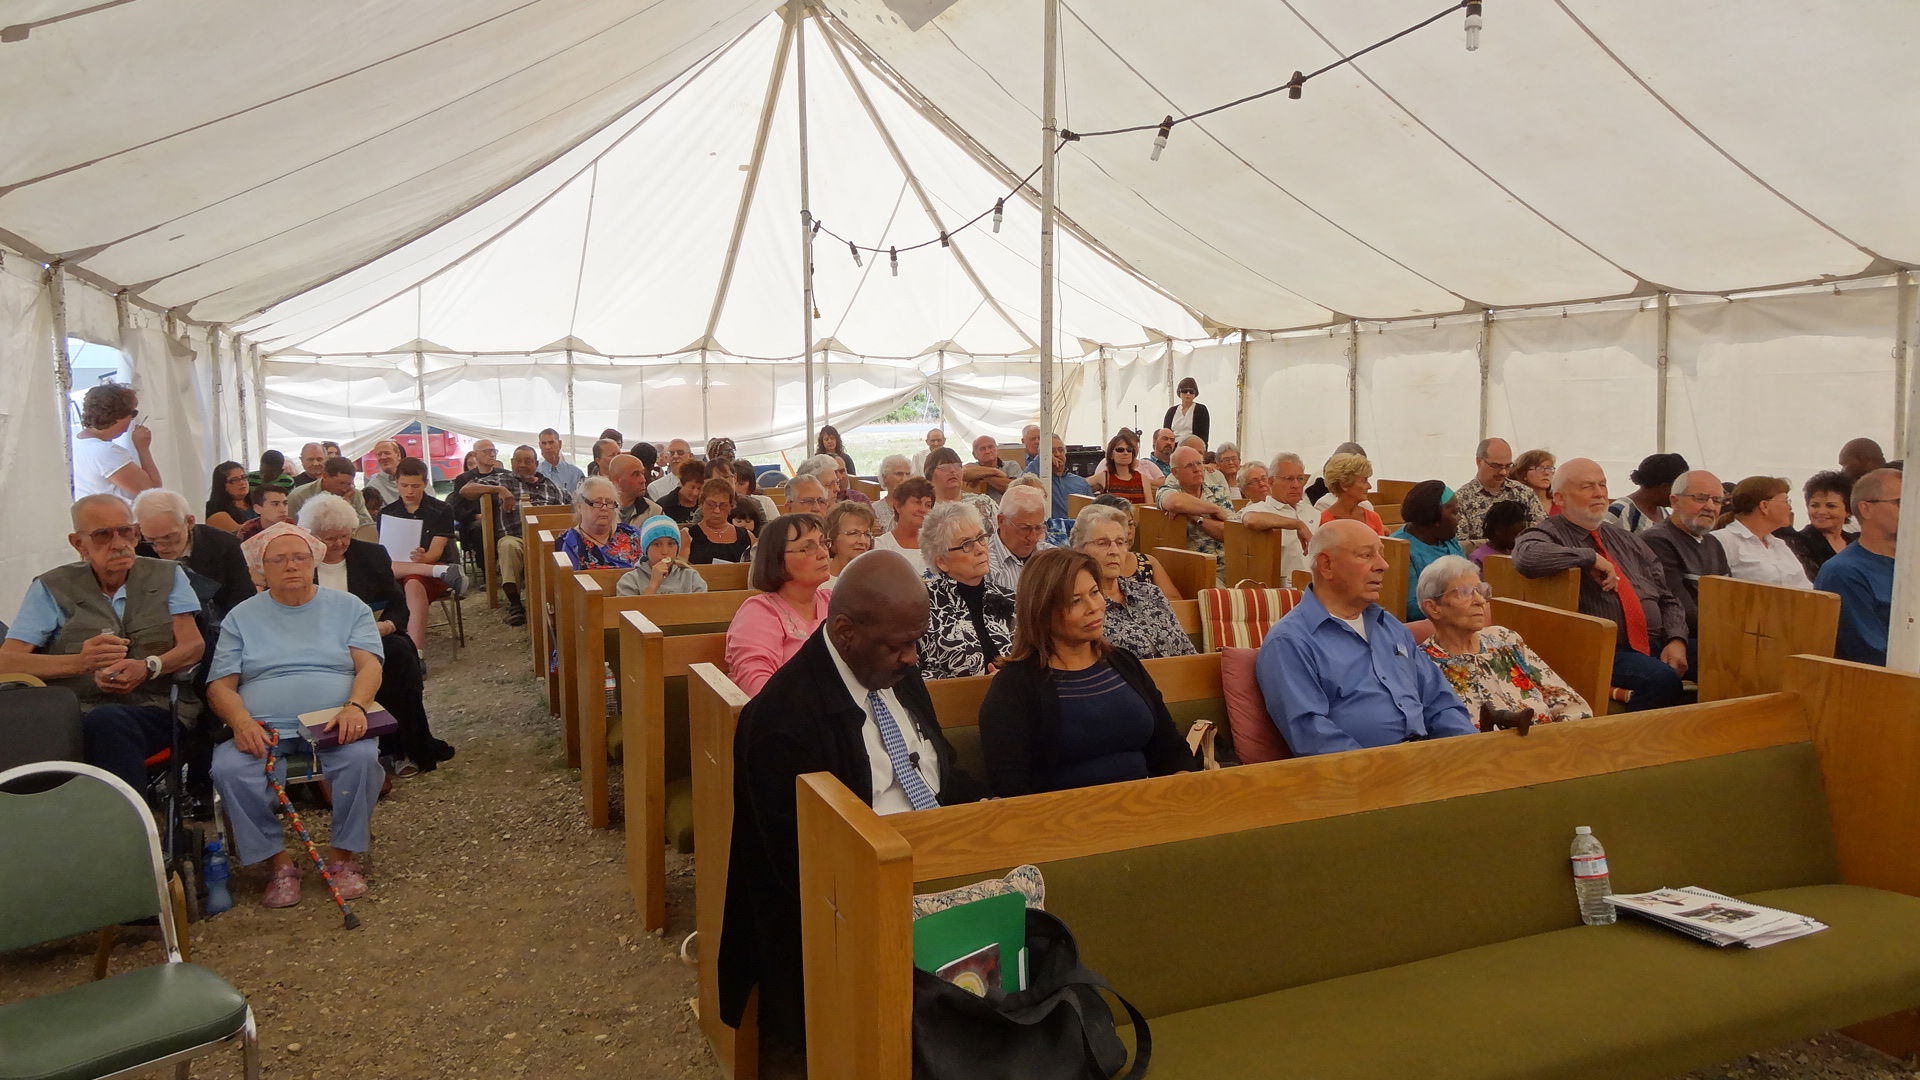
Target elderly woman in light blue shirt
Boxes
[206,522,385,909]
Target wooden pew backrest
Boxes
[688,662,756,1077]
[1223,521,1286,589]
[1483,552,1580,611]
[1489,597,1615,718]
[1374,479,1418,505]
[1698,576,1839,701]
[1134,505,1186,554]
[1151,546,1214,602]
[1379,535,1409,625]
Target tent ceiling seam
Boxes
[236,18,760,347]
[700,9,800,346]
[59,0,700,264]
[1551,0,1880,264]
[565,162,601,337]
[1059,0,1466,312]
[813,17,1037,350]
[0,0,553,197]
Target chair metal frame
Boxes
[0,760,260,1080]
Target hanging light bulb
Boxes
[1464,0,1482,51]
[889,247,899,277]
[1150,116,1173,162]
[939,231,950,249]
[849,242,862,267]
[1286,71,1305,100]
[992,198,1004,233]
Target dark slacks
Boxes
[376,634,452,768]
[81,703,174,791]
[1612,646,1687,711]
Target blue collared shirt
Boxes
[538,458,585,496]
[1255,589,1474,756]
[1047,471,1092,519]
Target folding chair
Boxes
[0,761,259,1080]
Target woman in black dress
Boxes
[683,477,754,564]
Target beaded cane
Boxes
[263,729,361,930]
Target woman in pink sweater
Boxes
[724,513,835,695]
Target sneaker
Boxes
[442,561,467,598]
[504,596,527,627]
[261,865,302,908]
[325,860,369,901]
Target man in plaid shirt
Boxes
[459,443,565,626]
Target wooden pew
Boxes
[546,551,586,753]
[791,656,1920,1077]
[1152,546,1216,602]
[1067,493,1094,520]
[1134,505,1187,554]
[1696,576,1840,702]
[1379,535,1409,627]
[524,511,573,678]
[1374,479,1417,505]
[848,477,881,501]
[1375,503,1404,529]
[687,652,1225,1076]
[1222,521,1286,588]
[1489,597,1615,719]
[570,575,750,826]
[1482,552,1580,611]
[619,611,730,929]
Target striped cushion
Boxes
[1199,588,1303,651]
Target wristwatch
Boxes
[144,655,163,679]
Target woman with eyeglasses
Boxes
[823,501,876,584]
[1087,433,1158,506]
[1790,471,1857,572]
[1415,555,1590,725]
[560,475,646,569]
[204,460,257,533]
[684,477,754,564]
[1513,449,1557,518]
[1711,476,1812,589]
[924,446,999,537]
[725,513,834,696]
[1071,504,1194,659]
[916,502,1016,681]
[1089,493,1182,600]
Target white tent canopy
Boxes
[2,0,1918,615]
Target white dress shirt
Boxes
[1711,519,1811,590]
[823,634,941,815]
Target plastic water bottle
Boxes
[203,839,233,916]
[1570,826,1616,925]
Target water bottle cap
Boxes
[1574,826,1591,834]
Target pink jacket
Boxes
[725,588,833,696]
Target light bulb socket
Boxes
[849,242,862,267]
[1150,116,1173,161]
[992,198,1004,233]
[889,247,899,276]
[1287,71,1305,100]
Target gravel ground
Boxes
[4,593,1915,1079]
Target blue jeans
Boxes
[1612,647,1686,711]
[211,736,381,865]
[81,704,173,792]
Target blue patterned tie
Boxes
[868,691,939,810]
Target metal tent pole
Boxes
[1476,311,1493,440]
[1894,271,1913,451]
[1346,320,1360,442]
[1655,293,1671,453]
[1037,0,1059,484]
[1236,335,1250,450]
[1889,275,1920,673]
[47,262,76,484]
[795,1,818,452]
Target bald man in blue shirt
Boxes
[1257,519,1476,756]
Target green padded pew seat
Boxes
[1141,885,1920,1080]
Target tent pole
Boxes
[1476,311,1492,441]
[1098,346,1110,439]
[416,347,430,466]
[1235,335,1250,450]
[1893,271,1913,451]
[1886,281,1920,672]
[935,348,948,432]
[1655,293,1671,454]
[1346,320,1359,443]
[795,1,818,452]
[1038,0,1058,486]
[47,261,76,484]
[252,341,267,457]
[207,326,225,460]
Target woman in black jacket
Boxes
[978,547,1195,797]
[1162,376,1209,446]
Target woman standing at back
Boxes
[978,548,1196,797]
[1162,377,1209,446]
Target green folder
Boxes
[912,891,1028,994]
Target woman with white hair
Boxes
[1071,504,1194,659]
[1415,554,1591,724]
[208,522,386,907]
[917,501,1016,680]
[560,474,646,568]
[871,453,913,531]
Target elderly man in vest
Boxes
[2,494,205,790]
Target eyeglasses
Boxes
[947,533,989,555]
[1859,497,1903,508]
[1276,473,1310,484]
[1082,537,1129,551]
[1441,582,1493,602]
[838,529,874,542]
[583,499,618,511]
[1678,493,1727,507]
[263,551,315,567]
[785,539,825,557]
[1484,462,1513,472]
[1004,521,1046,537]
[84,525,142,545]
[794,498,831,512]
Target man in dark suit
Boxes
[719,550,986,1063]
[132,489,253,621]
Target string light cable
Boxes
[815,0,1481,269]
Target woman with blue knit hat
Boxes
[615,516,709,596]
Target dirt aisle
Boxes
[2,595,720,1079]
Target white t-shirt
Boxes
[1241,496,1318,582]
[71,434,137,500]
[870,530,927,577]
[1336,613,1369,641]
[316,558,350,594]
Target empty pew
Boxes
[795,655,1920,1079]
[1373,478,1418,505]
[1483,552,1581,611]
[1379,535,1410,626]
[1152,546,1216,602]
[1696,576,1840,701]
[688,652,1228,1076]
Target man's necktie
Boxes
[869,691,939,811]
[1589,529,1652,655]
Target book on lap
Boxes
[295,702,398,750]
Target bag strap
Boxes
[1020,965,1152,1079]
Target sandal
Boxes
[261,865,302,908]
[325,859,369,901]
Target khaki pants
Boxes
[497,533,527,589]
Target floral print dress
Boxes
[1418,625,1592,723]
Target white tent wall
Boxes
[119,305,217,504]
[1242,331,1353,469]
[1356,316,1486,485]
[0,256,72,620]
[1172,343,1243,452]
[1488,300,1659,485]
[1101,344,1173,441]
[261,355,418,460]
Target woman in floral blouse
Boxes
[560,475,647,569]
[1414,555,1590,723]
[1070,504,1195,660]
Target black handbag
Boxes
[911,908,1150,1080]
